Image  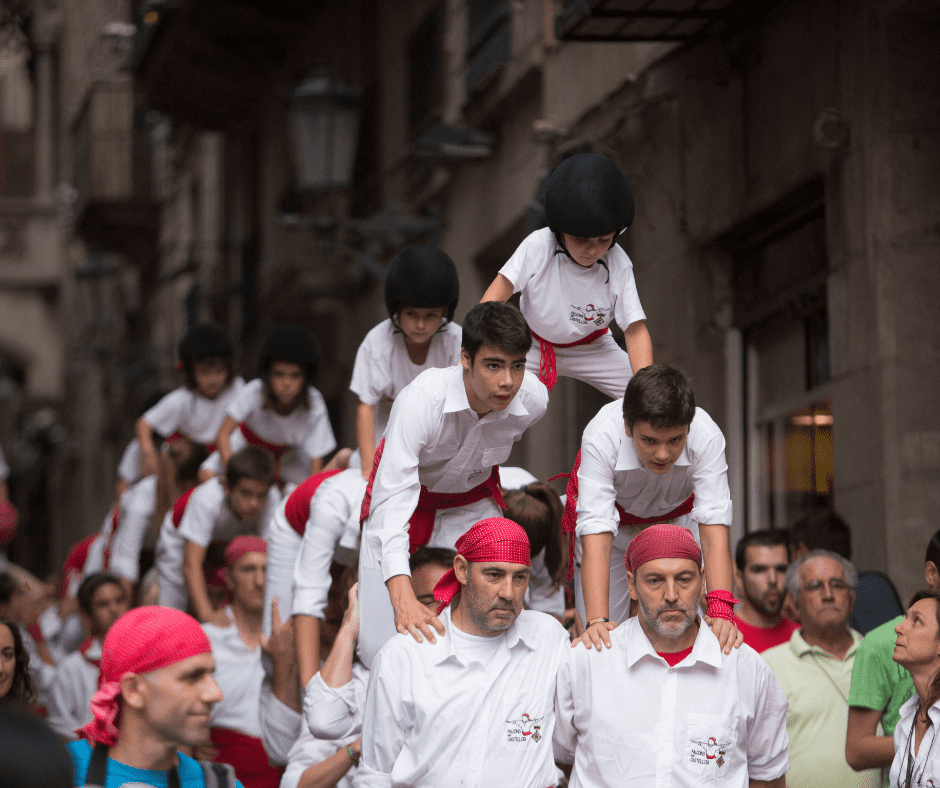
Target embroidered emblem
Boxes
[506,713,544,743]
[569,303,610,326]
[690,737,731,768]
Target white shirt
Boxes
[305,662,370,740]
[355,608,568,788]
[891,695,940,787]
[46,640,100,738]
[203,609,264,738]
[117,438,142,483]
[143,379,245,444]
[350,319,462,443]
[554,617,790,787]
[499,227,646,344]
[227,378,336,460]
[177,476,280,548]
[259,668,304,765]
[292,469,367,618]
[282,726,359,788]
[94,475,157,582]
[365,365,548,581]
[576,403,733,541]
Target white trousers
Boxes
[263,499,301,636]
[356,496,501,668]
[155,512,188,610]
[526,331,634,400]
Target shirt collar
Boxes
[623,615,722,669]
[430,607,535,667]
[615,416,692,472]
[442,365,530,419]
[787,627,863,660]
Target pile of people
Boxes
[0,153,934,788]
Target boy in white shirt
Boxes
[357,301,548,667]
[351,244,462,480]
[481,153,652,397]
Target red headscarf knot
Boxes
[432,517,531,615]
[78,606,212,745]
[625,523,702,573]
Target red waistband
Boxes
[210,727,282,788]
[239,423,292,485]
[531,327,609,392]
[360,439,507,553]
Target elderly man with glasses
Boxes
[762,550,880,788]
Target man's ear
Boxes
[733,567,743,598]
[221,476,231,496]
[454,555,470,587]
[926,561,939,593]
[460,348,471,373]
[627,570,638,601]
[121,673,147,711]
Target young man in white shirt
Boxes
[555,523,790,788]
[47,572,130,739]
[357,301,549,666]
[356,517,569,788]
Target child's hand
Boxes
[704,615,742,654]
[392,593,444,645]
[572,619,618,650]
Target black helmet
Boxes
[384,244,460,324]
[178,323,234,362]
[544,153,634,238]
[258,323,321,385]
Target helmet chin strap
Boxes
[553,231,611,284]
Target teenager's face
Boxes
[398,306,445,347]
[894,597,940,670]
[562,233,616,268]
[192,358,229,400]
[89,582,131,637]
[226,552,266,614]
[412,561,451,613]
[268,361,305,409]
[460,344,526,417]
[0,624,15,699]
[226,477,270,522]
[133,653,222,748]
[458,561,529,636]
[626,420,689,475]
[737,545,789,618]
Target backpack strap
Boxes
[201,759,238,788]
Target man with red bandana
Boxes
[554,524,790,788]
[356,517,568,788]
[67,605,245,788]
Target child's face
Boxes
[268,361,305,408]
[625,420,689,475]
[460,344,526,417]
[226,477,271,521]
[562,233,616,267]
[398,306,445,346]
[192,358,229,399]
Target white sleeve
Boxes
[688,421,733,527]
[109,480,157,581]
[304,668,367,740]
[259,675,304,765]
[574,419,622,539]
[292,488,350,618]
[46,664,82,739]
[176,486,217,548]
[364,385,435,582]
[117,439,142,483]
[141,388,188,436]
[350,330,391,406]
[552,648,579,765]
[610,248,647,328]
[301,389,338,459]
[743,653,791,780]
[498,232,541,293]
[227,379,262,421]
[356,651,405,788]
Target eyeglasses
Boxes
[801,578,850,594]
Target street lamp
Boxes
[287,67,362,192]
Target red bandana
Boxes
[432,517,531,615]
[625,523,702,573]
[79,606,212,746]
[224,535,267,567]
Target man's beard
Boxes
[637,594,698,640]
[746,585,784,618]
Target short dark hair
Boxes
[0,619,36,705]
[76,572,124,617]
[0,572,18,607]
[927,530,940,570]
[504,483,566,584]
[410,546,457,574]
[622,363,696,430]
[184,355,233,392]
[461,302,531,364]
[226,445,276,489]
[789,507,852,560]
[735,530,790,571]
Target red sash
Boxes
[284,469,344,536]
[210,727,282,788]
[556,449,695,581]
[531,327,609,392]
[239,423,291,483]
[171,487,197,528]
[360,440,507,554]
[167,430,216,455]
[60,534,97,599]
[78,636,101,668]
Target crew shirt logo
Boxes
[569,303,609,326]
[690,737,730,768]
[505,713,544,744]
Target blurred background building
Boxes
[0,0,936,602]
